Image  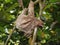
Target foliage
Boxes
[0,0,60,45]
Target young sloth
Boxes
[15,1,43,37]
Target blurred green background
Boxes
[0,0,60,45]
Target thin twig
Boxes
[51,2,60,4]
[5,26,15,45]
[18,0,24,9]
[39,0,43,18]
[34,0,39,4]
[39,0,46,17]
[32,27,37,45]
[49,21,58,30]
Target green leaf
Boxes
[43,12,52,21]
[44,4,53,10]
[0,26,5,33]
[6,15,15,21]
[50,0,57,3]
[5,0,12,3]
[5,3,18,12]
[41,39,46,44]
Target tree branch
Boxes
[30,0,45,45]
[28,1,37,45]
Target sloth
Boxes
[15,1,43,37]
